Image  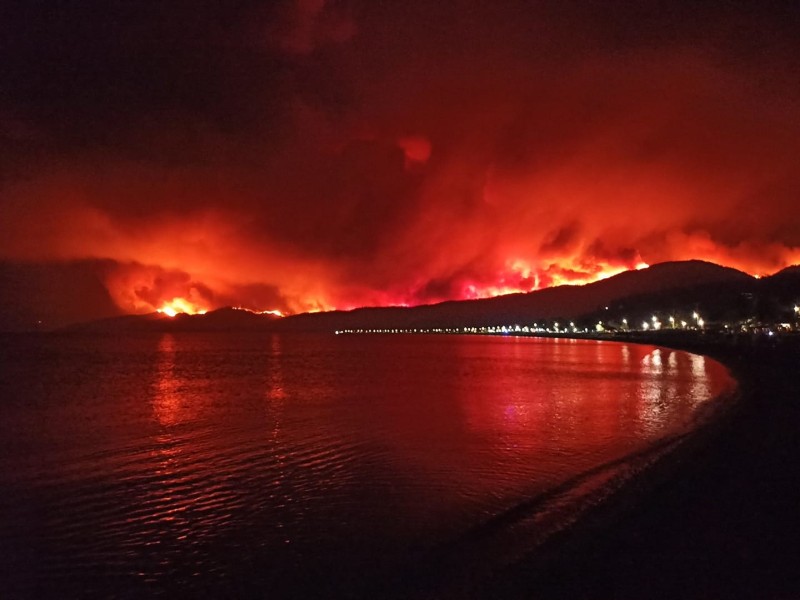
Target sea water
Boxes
[0,333,735,598]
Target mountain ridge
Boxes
[60,260,778,333]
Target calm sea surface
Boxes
[0,333,735,598]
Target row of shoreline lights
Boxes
[636,311,703,332]
[336,313,709,336]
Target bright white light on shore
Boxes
[642,322,649,330]
[697,318,705,327]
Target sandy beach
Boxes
[483,333,800,599]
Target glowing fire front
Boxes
[156,301,286,318]
[143,260,652,317]
[157,298,208,317]
[459,258,650,301]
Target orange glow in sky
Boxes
[1,1,799,329]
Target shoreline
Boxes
[481,333,800,599]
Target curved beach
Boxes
[486,333,800,599]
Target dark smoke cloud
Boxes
[1,0,800,326]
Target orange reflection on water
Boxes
[144,335,243,547]
[266,334,287,402]
[454,338,733,487]
[153,334,182,428]
[147,334,190,518]
[5,332,737,596]
[633,346,732,439]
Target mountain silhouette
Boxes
[63,260,800,334]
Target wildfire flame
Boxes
[458,259,651,301]
[156,297,208,317]
[2,1,800,331]
[232,306,285,317]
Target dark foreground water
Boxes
[0,333,734,598]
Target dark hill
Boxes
[61,312,172,333]
[576,263,800,328]
[63,307,280,333]
[62,261,761,334]
[770,264,800,278]
[273,261,753,331]
[170,307,279,331]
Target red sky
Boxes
[1,1,800,328]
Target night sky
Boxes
[2,0,799,328]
